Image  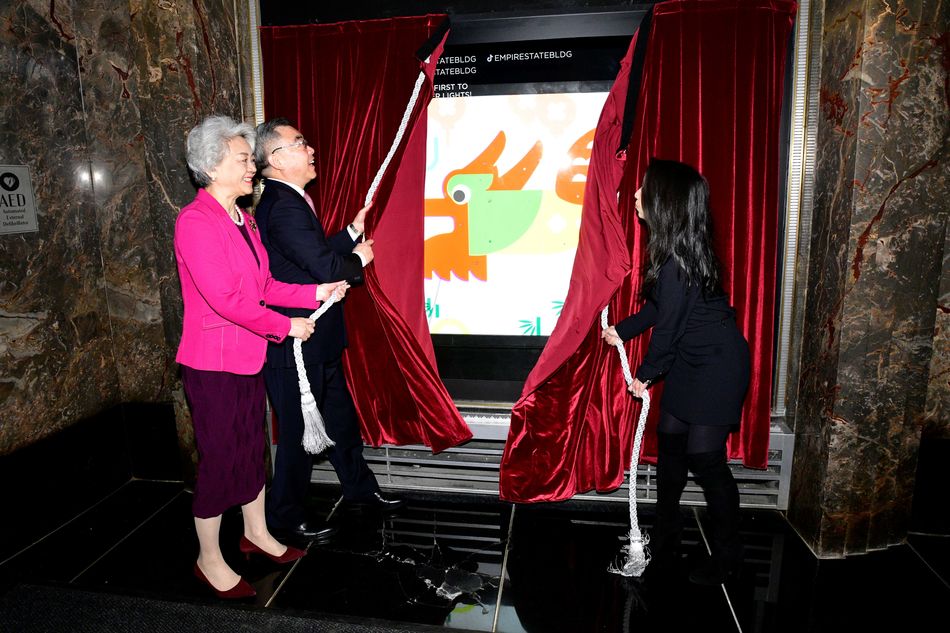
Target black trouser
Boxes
[654,411,739,561]
[264,359,379,529]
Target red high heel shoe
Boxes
[239,536,307,564]
[193,563,256,599]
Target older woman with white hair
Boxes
[175,115,347,599]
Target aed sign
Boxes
[0,165,38,235]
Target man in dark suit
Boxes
[253,118,401,540]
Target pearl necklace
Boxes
[231,207,245,226]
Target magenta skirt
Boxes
[181,365,267,518]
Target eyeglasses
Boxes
[270,138,310,155]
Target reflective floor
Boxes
[1,479,947,632]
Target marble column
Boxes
[126,0,255,479]
[788,0,948,556]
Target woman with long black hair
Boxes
[602,159,750,585]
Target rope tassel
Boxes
[602,306,652,578]
[295,291,342,454]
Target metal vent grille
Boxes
[304,410,794,510]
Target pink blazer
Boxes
[174,188,319,374]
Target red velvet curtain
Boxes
[501,0,797,502]
[260,16,472,453]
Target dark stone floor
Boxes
[1,407,947,632]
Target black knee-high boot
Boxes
[687,450,742,585]
[650,432,689,561]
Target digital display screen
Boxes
[423,34,625,336]
[424,91,607,336]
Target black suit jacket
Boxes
[255,179,363,366]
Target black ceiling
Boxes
[260,0,653,25]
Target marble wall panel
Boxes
[0,1,121,454]
[789,0,949,556]
[73,3,172,403]
[923,225,949,437]
[129,0,248,347]
[0,0,254,457]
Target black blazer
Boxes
[615,258,750,426]
[255,179,364,366]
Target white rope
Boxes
[602,306,652,577]
[296,68,428,453]
[296,290,342,454]
[364,70,426,206]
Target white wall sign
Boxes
[0,165,38,235]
